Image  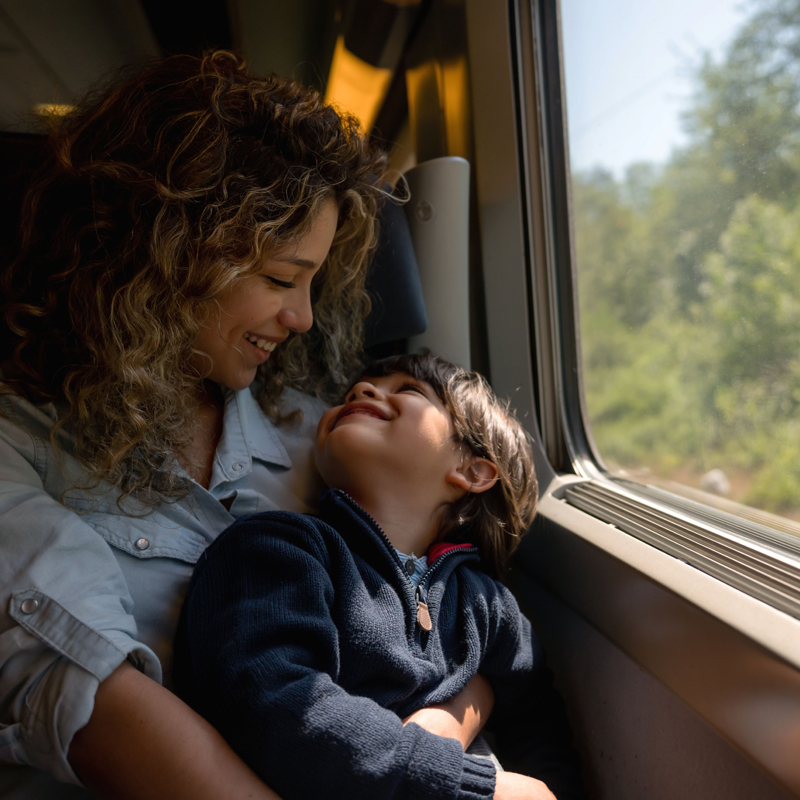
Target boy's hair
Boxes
[362,351,538,573]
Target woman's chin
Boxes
[209,369,258,393]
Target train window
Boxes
[560,0,800,541]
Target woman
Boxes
[0,51,495,800]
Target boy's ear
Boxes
[447,456,499,495]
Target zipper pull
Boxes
[415,585,432,631]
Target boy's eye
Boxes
[265,275,295,289]
[397,383,425,395]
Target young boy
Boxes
[175,353,583,800]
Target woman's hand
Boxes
[494,772,557,800]
[401,672,495,749]
[69,661,280,800]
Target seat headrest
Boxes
[364,193,428,348]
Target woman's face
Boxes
[191,198,338,391]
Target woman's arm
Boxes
[402,672,494,749]
[69,662,280,800]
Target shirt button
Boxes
[135,538,150,551]
[21,598,39,614]
[231,463,244,472]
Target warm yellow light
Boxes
[324,36,392,132]
[442,55,470,158]
[34,103,75,117]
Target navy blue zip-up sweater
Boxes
[175,489,583,800]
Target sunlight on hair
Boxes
[4,51,388,507]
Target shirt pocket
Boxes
[62,493,207,564]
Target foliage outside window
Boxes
[562,0,800,528]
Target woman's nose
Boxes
[347,381,381,402]
[277,286,314,333]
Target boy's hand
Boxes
[494,772,557,800]
[402,673,494,749]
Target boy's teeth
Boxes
[245,334,276,352]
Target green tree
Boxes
[573,167,666,329]
[703,195,800,387]
[663,0,800,307]
[573,0,800,514]
[700,196,800,510]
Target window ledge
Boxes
[516,477,800,796]
[565,479,800,626]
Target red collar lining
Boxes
[427,542,474,563]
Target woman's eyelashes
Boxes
[264,275,296,289]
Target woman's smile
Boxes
[190,199,338,390]
[244,333,280,354]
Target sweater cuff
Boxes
[460,753,497,799]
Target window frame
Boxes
[464,0,800,795]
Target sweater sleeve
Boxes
[475,576,586,800]
[180,513,497,800]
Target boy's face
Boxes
[315,372,465,497]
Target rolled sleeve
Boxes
[0,407,160,784]
[2,632,109,784]
[0,608,159,785]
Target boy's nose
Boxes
[347,381,381,402]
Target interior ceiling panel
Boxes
[0,0,157,130]
[0,0,336,133]
[236,0,338,90]
[0,11,52,129]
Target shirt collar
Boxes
[214,386,292,481]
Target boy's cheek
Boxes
[315,425,376,486]
[314,410,337,475]
[314,438,343,490]
[316,407,341,443]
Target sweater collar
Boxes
[318,488,477,568]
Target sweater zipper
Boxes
[334,489,410,577]
[413,546,479,632]
[333,490,478,632]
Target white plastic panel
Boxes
[405,156,471,369]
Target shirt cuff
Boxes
[20,655,103,785]
[402,723,498,800]
[6,589,161,785]
[9,588,161,683]
[16,643,159,786]
[459,754,498,800]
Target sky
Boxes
[561,0,751,178]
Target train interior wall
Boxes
[517,573,792,800]
[408,2,798,798]
[1,1,794,797]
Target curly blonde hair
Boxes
[1,51,388,504]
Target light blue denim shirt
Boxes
[0,384,326,797]
[393,549,429,587]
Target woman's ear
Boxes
[447,456,499,495]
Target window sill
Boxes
[514,476,800,796]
